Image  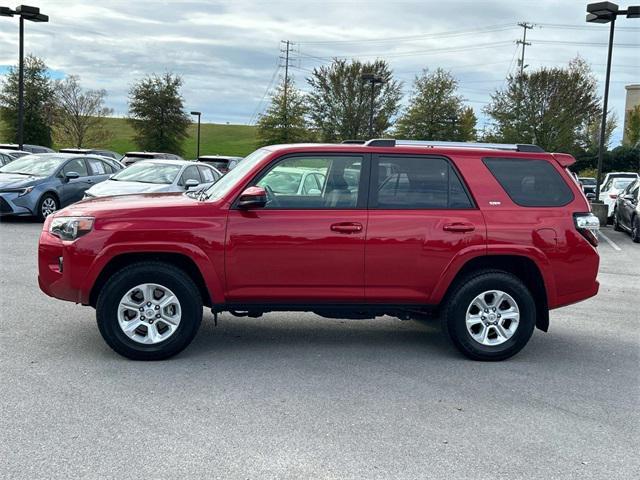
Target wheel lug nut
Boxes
[147,302,151,306]
[493,308,496,312]
[156,314,160,318]
[484,309,488,313]
[149,319,154,324]
[140,316,145,320]
[154,305,160,310]
[481,316,486,320]
[139,307,144,312]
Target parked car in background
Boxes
[599,172,639,193]
[59,148,122,160]
[197,155,243,174]
[578,177,597,201]
[0,143,55,154]
[83,160,220,198]
[599,177,635,218]
[0,149,29,166]
[38,140,600,362]
[121,151,183,166]
[257,166,326,195]
[0,153,123,221]
[613,179,639,242]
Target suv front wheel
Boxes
[96,262,203,360]
[442,271,536,361]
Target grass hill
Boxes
[1,117,259,158]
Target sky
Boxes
[0,0,638,145]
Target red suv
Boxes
[38,140,600,361]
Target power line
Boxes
[248,59,281,125]
[295,23,517,45]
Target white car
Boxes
[599,177,636,218]
[599,172,639,193]
[83,160,221,199]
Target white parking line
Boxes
[598,231,622,251]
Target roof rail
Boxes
[360,138,544,153]
[341,140,366,144]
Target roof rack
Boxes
[341,140,366,144]
[362,138,544,153]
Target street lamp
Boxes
[585,2,639,207]
[190,111,201,159]
[361,73,384,138]
[0,5,49,150]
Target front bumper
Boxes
[0,192,34,216]
[38,229,84,303]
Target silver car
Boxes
[83,160,221,198]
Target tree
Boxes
[395,68,476,141]
[625,105,640,147]
[256,76,311,146]
[128,73,190,155]
[0,55,55,146]
[307,59,402,142]
[484,57,600,154]
[583,111,618,152]
[52,75,113,148]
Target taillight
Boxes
[574,213,600,247]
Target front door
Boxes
[365,154,486,304]
[225,154,369,303]
[58,157,92,206]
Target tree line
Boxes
[1,54,637,172]
[258,57,639,172]
[0,55,191,155]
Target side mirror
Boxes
[237,186,267,209]
[64,171,80,181]
[184,179,200,189]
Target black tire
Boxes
[632,216,640,243]
[441,270,536,361]
[36,193,59,222]
[96,262,203,360]
[613,209,623,231]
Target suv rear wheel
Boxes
[632,216,640,243]
[96,262,203,360]
[441,271,536,361]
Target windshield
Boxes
[112,162,181,184]
[580,178,596,185]
[0,155,64,176]
[612,179,633,190]
[205,149,270,200]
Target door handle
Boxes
[443,222,475,233]
[330,222,363,234]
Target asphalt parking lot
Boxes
[1,219,638,480]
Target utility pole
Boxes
[516,22,533,77]
[280,40,291,142]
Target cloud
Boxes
[0,0,637,143]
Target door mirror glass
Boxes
[65,171,80,181]
[237,186,267,209]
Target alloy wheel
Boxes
[465,290,520,346]
[117,283,182,344]
[41,197,57,217]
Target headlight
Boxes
[18,186,34,197]
[49,217,94,241]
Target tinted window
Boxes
[62,158,88,177]
[256,156,363,209]
[180,166,201,186]
[373,156,473,209]
[483,158,573,207]
[112,162,181,184]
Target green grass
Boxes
[1,117,259,158]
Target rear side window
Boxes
[372,156,473,209]
[483,158,574,207]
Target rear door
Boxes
[365,154,486,304]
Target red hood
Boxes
[56,193,211,219]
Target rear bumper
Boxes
[551,280,599,309]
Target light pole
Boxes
[586,2,639,203]
[190,111,201,159]
[0,5,49,150]
[361,73,384,138]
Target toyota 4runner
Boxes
[38,140,600,361]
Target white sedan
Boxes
[83,160,220,198]
[599,177,635,218]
